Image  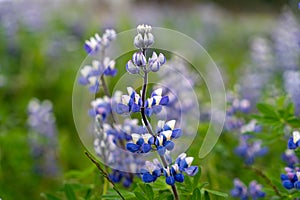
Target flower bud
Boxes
[126,60,139,74]
[144,33,154,47]
[134,33,144,49]
[132,52,146,67]
[137,24,146,34]
[149,60,161,72]
[158,53,166,65]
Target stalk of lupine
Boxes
[27,98,59,176]
[79,29,117,94]
[121,24,198,199]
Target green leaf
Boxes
[203,191,210,200]
[204,189,228,198]
[64,184,77,200]
[191,188,201,200]
[144,184,154,200]
[257,103,278,117]
[134,191,148,200]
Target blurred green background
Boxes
[0,0,299,199]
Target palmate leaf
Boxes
[257,103,279,118]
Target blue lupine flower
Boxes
[231,179,265,200]
[282,149,299,168]
[103,57,117,76]
[287,131,300,150]
[280,167,300,190]
[126,120,181,155]
[132,52,147,67]
[78,57,118,93]
[116,87,169,116]
[231,179,248,200]
[93,115,144,187]
[235,135,268,165]
[148,52,166,72]
[84,29,116,54]
[126,51,166,74]
[140,160,162,183]
[89,97,111,121]
[248,181,266,199]
[140,154,198,186]
[27,98,59,176]
[84,33,102,54]
[126,133,154,153]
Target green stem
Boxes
[85,151,125,200]
[245,165,282,198]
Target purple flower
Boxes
[27,98,59,176]
[235,135,268,165]
[282,149,299,168]
[280,167,300,190]
[231,179,265,200]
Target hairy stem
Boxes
[85,151,125,200]
[140,69,179,200]
[245,165,282,198]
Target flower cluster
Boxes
[93,115,144,187]
[225,90,251,131]
[231,178,265,200]
[84,29,116,54]
[78,58,117,93]
[140,153,198,186]
[116,87,169,116]
[126,120,182,155]
[79,29,117,93]
[27,98,59,176]
[120,24,200,193]
[280,167,300,190]
[235,135,267,165]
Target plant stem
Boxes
[245,165,282,198]
[85,151,125,200]
[140,69,180,200]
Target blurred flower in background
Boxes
[27,98,59,176]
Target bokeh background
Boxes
[0,0,299,199]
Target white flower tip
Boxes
[162,130,172,140]
[131,133,140,144]
[166,120,176,130]
[185,157,194,166]
[293,131,300,143]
